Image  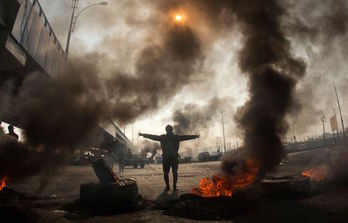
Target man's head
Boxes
[8,125,14,133]
[165,125,173,134]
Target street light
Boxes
[292,120,296,143]
[65,1,108,57]
[219,110,227,155]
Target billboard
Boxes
[330,115,338,131]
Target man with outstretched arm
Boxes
[139,125,199,191]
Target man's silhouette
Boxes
[139,125,199,191]
[7,125,18,141]
[118,148,125,173]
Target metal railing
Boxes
[284,133,347,153]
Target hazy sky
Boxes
[37,0,348,152]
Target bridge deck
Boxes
[0,0,133,150]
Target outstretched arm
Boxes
[178,134,199,141]
[139,133,161,141]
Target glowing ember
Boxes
[0,176,9,191]
[191,159,259,197]
[301,165,328,182]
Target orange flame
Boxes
[301,165,328,182]
[0,176,9,191]
[191,159,259,197]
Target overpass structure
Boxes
[0,0,133,151]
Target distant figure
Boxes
[7,125,18,141]
[139,125,199,191]
[118,149,125,173]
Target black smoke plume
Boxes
[228,0,306,178]
[140,140,160,157]
[74,24,202,124]
[0,71,102,183]
[0,127,44,182]
[169,0,306,178]
[172,97,229,134]
[18,73,102,149]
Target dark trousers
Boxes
[162,155,178,187]
[118,158,124,172]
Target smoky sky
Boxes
[38,0,348,137]
[282,0,348,134]
[172,97,231,135]
[73,24,203,124]
[283,0,348,42]
[104,25,202,123]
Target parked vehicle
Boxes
[198,152,210,162]
[124,154,147,168]
[198,151,222,162]
[180,156,192,163]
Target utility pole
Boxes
[215,137,221,153]
[136,130,139,152]
[332,107,337,144]
[292,120,296,143]
[321,115,327,146]
[132,125,134,144]
[219,111,227,154]
[334,81,345,138]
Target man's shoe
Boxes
[173,186,178,191]
[164,186,170,191]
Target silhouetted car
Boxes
[198,151,222,162]
[124,154,147,168]
[180,156,192,163]
[198,152,210,162]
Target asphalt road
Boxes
[5,147,348,223]
[10,147,336,199]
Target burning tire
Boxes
[164,192,249,220]
[80,178,139,212]
[260,176,311,198]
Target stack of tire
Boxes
[80,159,139,213]
[260,175,311,199]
